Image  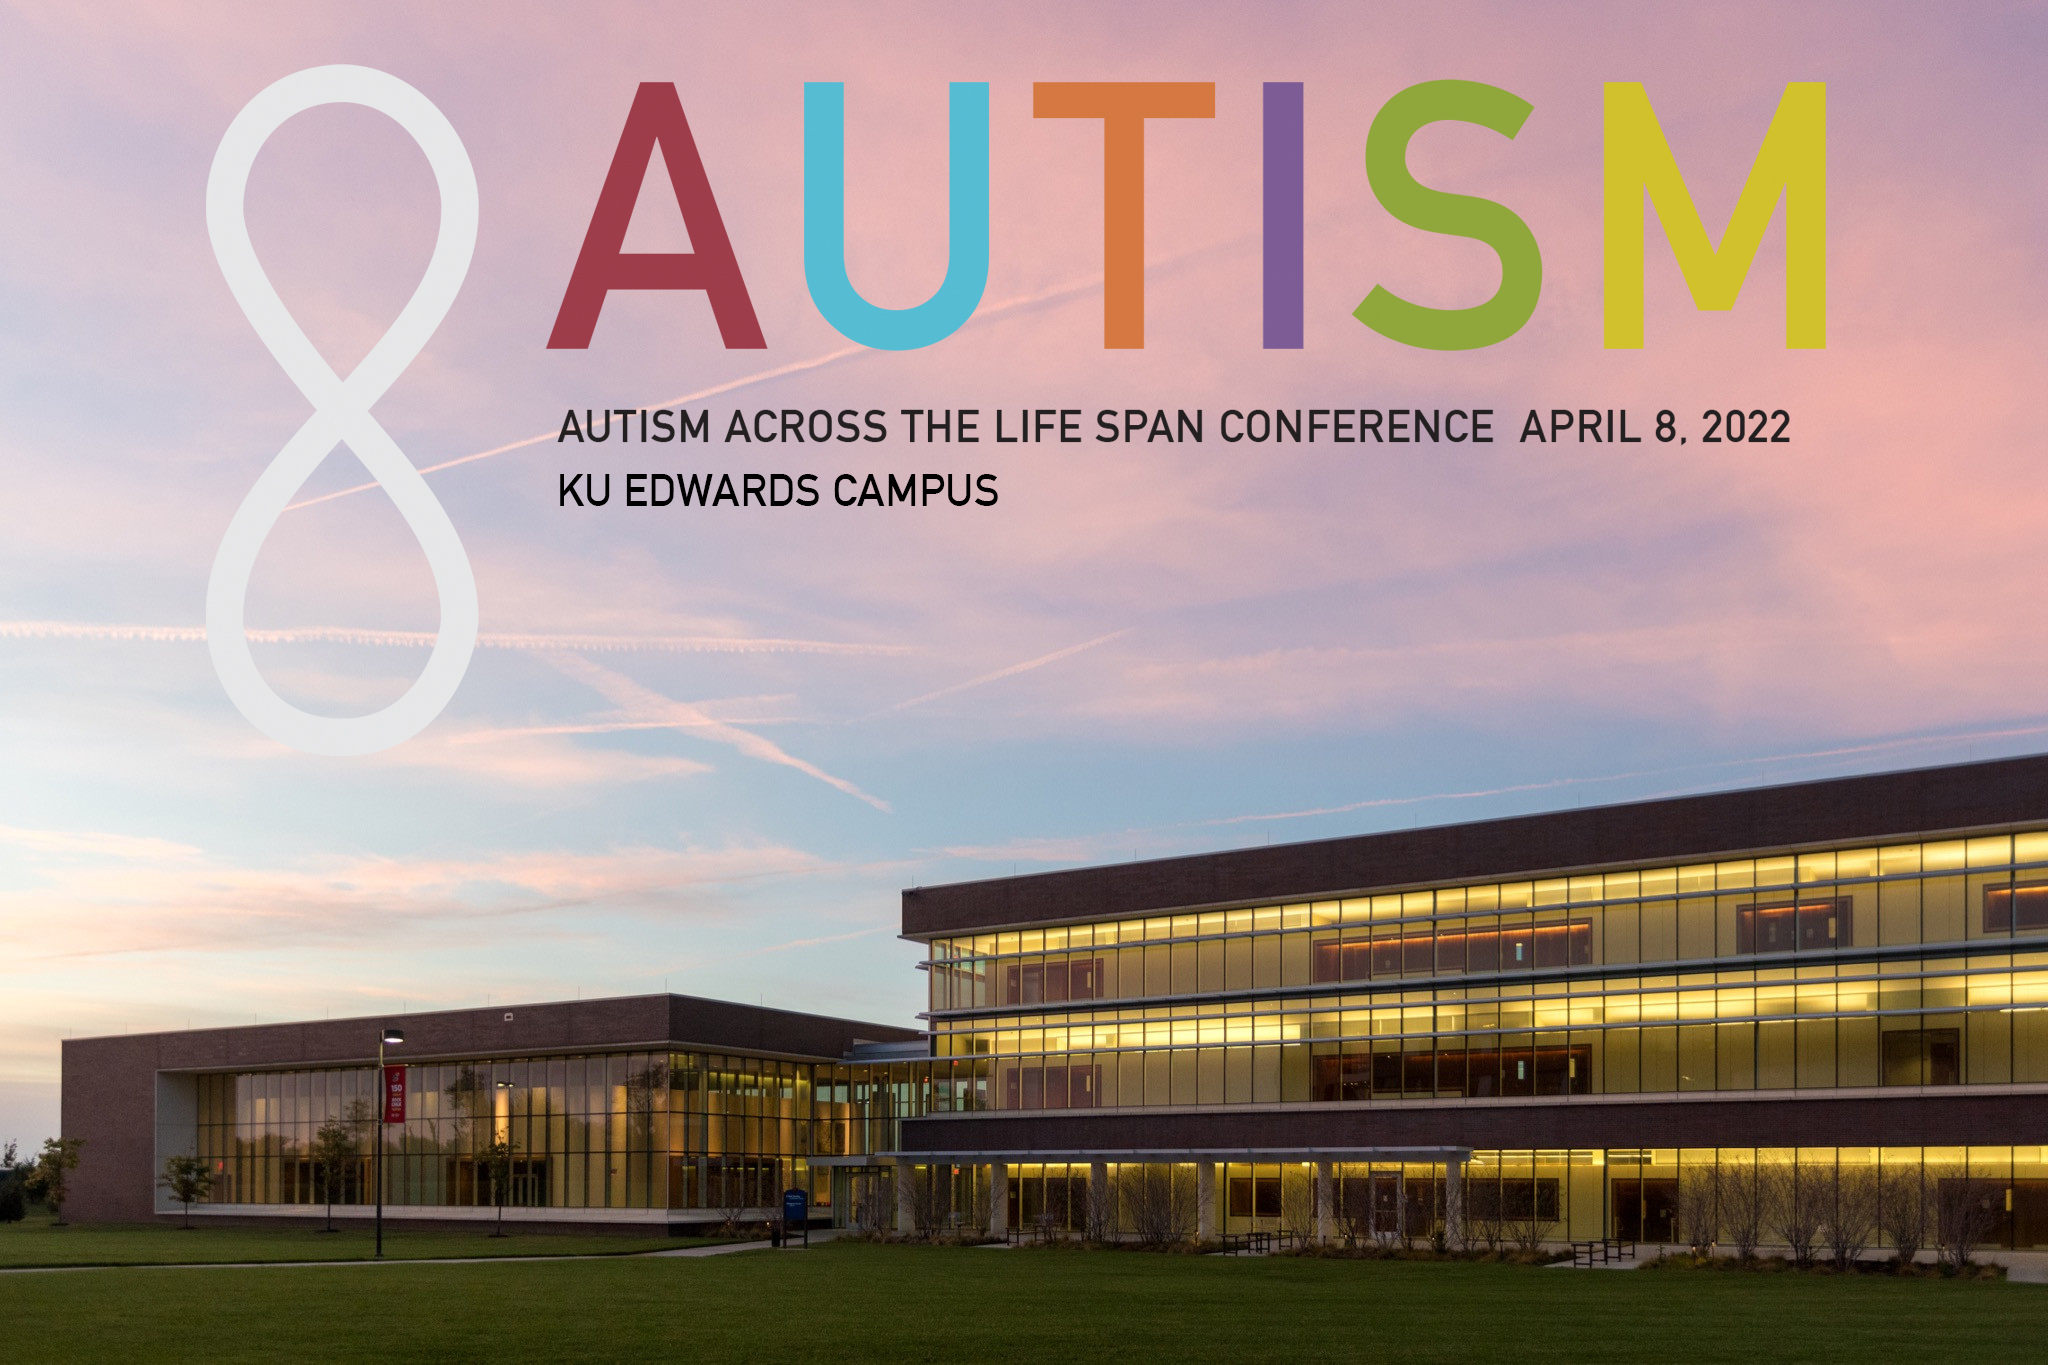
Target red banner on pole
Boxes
[382,1064,406,1124]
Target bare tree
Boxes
[1716,1162,1769,1262]
[1821,1166,1879,1271]
[712,1160,755,1238]
[1119,1165,1197,1248]
[909,1164,954,1240]
[1466,1178,1509,1253]
[1877,1163,1931,1265]
[1337,1174,1374,1249]
[1933,1168,2002,1272]
[848,1170,892,1235]
[1766,1161,1827,1268]
[1676,1168,1718,1258]
[1280,1167,1317,1244]
[965,1167,995,1237]
[1084,1168,1117,1243]
[1503,1182,1554,1256]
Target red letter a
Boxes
[548,84,766,349]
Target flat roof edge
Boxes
[902,753,2048,939]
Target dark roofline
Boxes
[900,752,2048,940]
[66,991,920,1071]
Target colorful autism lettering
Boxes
[546,80,1825,353]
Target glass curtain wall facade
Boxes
[192,1050,934,1213]
[926,834,2048,1107]
[858,1151,2048,1245]
[916,831,2048,1245]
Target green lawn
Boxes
[1,1240,2043,1364]
[0,1217,716,1267]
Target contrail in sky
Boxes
[279,271,1111,512]
[278,230,1256,512]
[888,629,1130,712]
[545,650,891,812]
[1199,723,2048,827]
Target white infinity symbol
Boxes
[205,65,478,756]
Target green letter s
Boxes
[1354,80,1541,350]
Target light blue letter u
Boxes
[803,82,990,350]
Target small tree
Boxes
[0,1139,24,1224]
[1083,1168,1116,1243]
[1676,1168,1718,1258]
[1766,1161,1827,1268]
[849,1170,892,1235]
[23,1137,85,1225]
[908,1164,948,1240]
[1877,1164,1931,1265]
[1821,1166,1879,1272]
[480,1139,515,1238]
[1716,1163,1768,1262]
[1933,1168,2002,1273]
[309,1119,359,1233]
[158,1154,214,1228]
[1119,1165,1198,1248]
[1467,1178,1510,1253]
[1337,1173,1374,1249]
[965,1166,995,1238]
[712,1161,753,1238]
[1503,1182,1554,1256]
[1280,1167,1318,1244]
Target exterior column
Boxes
[1445,1157,1463,1248]
[1197,1160,1217,1241]
[1315,1159,1334,1245]
[895,1158,916,1235]
[1089,1160,1109,1239]
[988,1162,1008,1237]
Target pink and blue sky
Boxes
[2,2,2045,1144]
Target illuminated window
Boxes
[1735,898,1850,953]
[1985,881,2048,934]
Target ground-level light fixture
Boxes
[376,1026,405,1258]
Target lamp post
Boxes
[493,1079,515,1238]
[376,1027,404,1259]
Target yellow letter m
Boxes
[1604,82,1825,349]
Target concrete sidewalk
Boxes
[0,1242,764,1274]
[0,1228,842,1275]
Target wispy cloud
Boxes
[0,826,202,861]
[0,829,832,961]
[544,652,892,811]
[0,620,913,657]
[372,727,713,787]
